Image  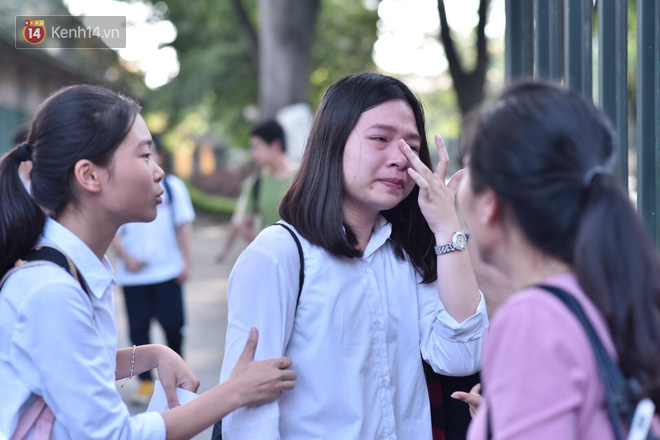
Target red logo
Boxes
[23,20,46,44]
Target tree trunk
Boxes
[437,0,490,116]
[258,0,321,119]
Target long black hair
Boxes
[0,85,140,277]
[280,73,438,283]
[468,80,660,404]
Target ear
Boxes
[73,159,103,194]
[478,187,501,225]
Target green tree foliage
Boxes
[309,0,379,106]
[146,0,255,144]
[147,0,377,147]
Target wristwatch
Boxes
[434,231,470,255]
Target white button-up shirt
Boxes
[0,219,166,440]
[220,217,488,439]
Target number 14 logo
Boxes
[23,20,46,44]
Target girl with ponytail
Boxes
[0,85,296,440]
[457,80,660,439]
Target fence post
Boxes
[505,0,533,82]
[564,0,593,99]
[534,0,562,81]
[636,0,660,245]
[598,0,628,190]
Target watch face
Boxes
[453,232,467,250]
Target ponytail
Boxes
[574,174,660,404]
[0,145,45,277]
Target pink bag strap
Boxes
[11,396,55,440]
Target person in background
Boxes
[216,120,295,262]
[112,135,195,404]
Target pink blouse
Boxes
[467,273,616,439]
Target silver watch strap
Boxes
[434,243,457,255]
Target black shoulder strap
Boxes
[251,175,261,214]
[161,174,179,232]
[20,246,92,297]
[162,174,173,205]
[268,223,304,308]
[537,284,629,440]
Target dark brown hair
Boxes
[280,73,438,283]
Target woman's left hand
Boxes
[155,345,201,409]
[451,383,483,419]
[399,134,464,237]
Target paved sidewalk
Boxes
[114,213,249,439]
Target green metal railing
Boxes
[505,0,660,245]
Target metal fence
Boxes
[505,0,660,245]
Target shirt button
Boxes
[374,319,383,328]
[381,377,390,387]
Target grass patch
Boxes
[185,181,237,216]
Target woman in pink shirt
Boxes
[454,80,660,439]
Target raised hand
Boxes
[399,134,464,238]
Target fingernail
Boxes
[451,392,459,398]
[250,327,257,337]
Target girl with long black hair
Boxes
[0,85,296,440]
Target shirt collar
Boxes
[39,218,116,299]
[363,215,392,260]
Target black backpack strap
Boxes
[250,175,261,214]
[19,246,92,298]
[268,223,304,307]
[161,174,179,233]
[537,284,629,440]
[162,174,173,205]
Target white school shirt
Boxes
[220,217,488,440]
[115,174,196,286]
[0,218,166,440]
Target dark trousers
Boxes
[123,278,185,381]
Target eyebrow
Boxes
[136,139,153,148]
[366,124,421,141]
